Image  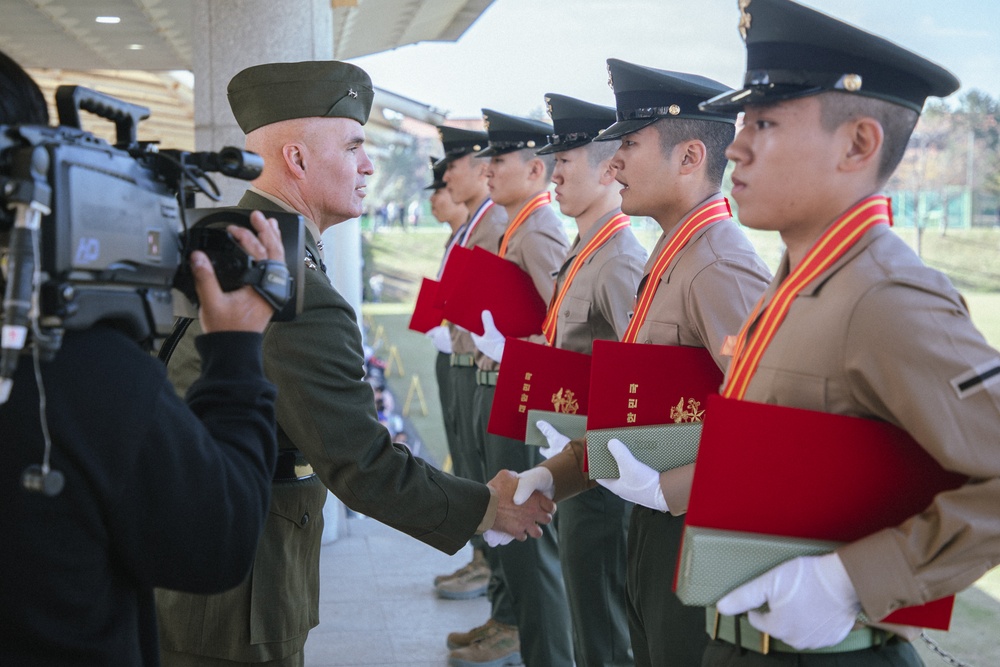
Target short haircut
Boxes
[0,50,48,125]
[652,118,735,186]
[584,138,619,168]
[516,148,555,181]
[817,91,919,184]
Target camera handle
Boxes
[55,85,149,147]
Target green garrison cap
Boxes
[475,109,552,157]
[595,59,738,141]
[435,126,489,166]
[424,157,447,191]
[536,94,617,155]
[700,0,960,113]
[227,60,374,133]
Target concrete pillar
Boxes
[189,0,359,542]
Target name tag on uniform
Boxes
[950,360,1000,399]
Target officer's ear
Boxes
[283,143,308,178]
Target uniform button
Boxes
[300,513,310,526]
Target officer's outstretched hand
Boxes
[716,553,862,650]
[195,210,285,334]
[596,438,667,511]
[470,310,506,362]
[484,469,555,546]
[535,420,570,459]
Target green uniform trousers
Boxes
[558,486,634,667]
[627,507,708,667]
[473,383,573,667]
[701,638,922,666]
[435,352,462,473]
[162,651,303,667]
[448,363,486,554]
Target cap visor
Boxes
[535,139,592,156]
[593,118,658,141]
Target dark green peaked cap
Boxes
[435,126,489,166]
[228,60,374,133]
[424,157,447,191]
[596,59,737,141]
[700,0,960,113]
[536,94,617,155]
[475,109,552,157]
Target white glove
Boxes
[512,467,555,504]
[716,553,862,650]
[425,325,453,354]
[595,438,667,511]
[483,528,514,547]
[535,420,570,459]
[470,310,506,363]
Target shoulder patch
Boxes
[950,360,1000,399]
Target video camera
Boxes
[0,85,304,403]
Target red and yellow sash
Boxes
[542,212,631,345]
[722,195,893,400]
[498,191,552,258]
[620,198,732,344]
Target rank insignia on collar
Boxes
[738,0,752,41]
[348,88,358,98]
[304,255,318,271]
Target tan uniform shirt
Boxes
[737,223,1000,623]
[544,195,772,508]
[474,200,570,371]
[450,200,508,356]
[549,209,647,353]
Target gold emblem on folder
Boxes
[551,388,580,414]
[670,397,705,423]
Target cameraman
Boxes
[0,50,286,666]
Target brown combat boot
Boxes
[447,621,520,667]
[434,549,489,599]
[446,618,500,650]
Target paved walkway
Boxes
[304,515,493,667]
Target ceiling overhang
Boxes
[1,0,493,71]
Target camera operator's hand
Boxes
[195,210,285,334]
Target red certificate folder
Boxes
[434,245,474,309]
[487,338,591,441]
[586,341,723,430]
[680,394,967,629]
[440,246,548,337]
[408,278,445,333]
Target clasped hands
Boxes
[484,470,555,547]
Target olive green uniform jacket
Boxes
[157,190,492,663]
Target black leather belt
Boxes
[274,450,316,482]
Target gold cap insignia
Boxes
[545,97,553,118]
[842,73,863,92]
[347,88,358,99]
[668,104,681,115]
[738,0,752,42]
[483,116,490,131]
[607,62,615,91]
